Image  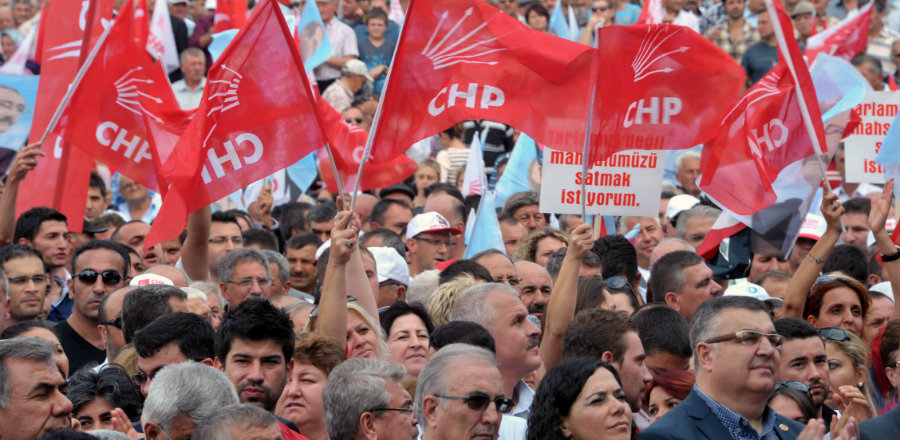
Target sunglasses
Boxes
[102,316,122,329]
[604,276,632,292]
[817,326,851,342]
[592,5,610,11]
[77,269,123,286]
[775,381,811,395]
[434,391,514,412]
[345,117,364,124]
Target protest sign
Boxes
[539,147,665,215]
[844,90,899,184]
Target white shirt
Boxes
[171,77,206,110]
[510,380,534,420]
[835,182,881,203]
[314,18,358,81]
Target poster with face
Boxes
[0,74,38,151]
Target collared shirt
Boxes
[694,386,779,440]
[835,182,881,202]
[116,192,163,223]
[699,2,727,35]
[314,18,359,81]
[170,77,206,110]
[321,80,354,113]
[510,380,534,420]
[706,19,760,62]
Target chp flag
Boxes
[147,0,327,247]
[367,0,595,164]
[804,1,872,63]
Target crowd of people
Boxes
[0,0,898,439]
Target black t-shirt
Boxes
[55,320,106,374]
[741,41,778,85]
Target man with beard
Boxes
[513,261,551,320]
[774,318,837,430]
[0,85,25,134]
[284,232,322,296]
[133,312,215,397]
[215,297,305,439]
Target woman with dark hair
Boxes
[435,122,469,184]
[643,369,695,425]
[1,320,70,378]
[527,358,632,440]
[768,382,818,424]
[525,3,552,33]
[66,365,143,432]
[380,301,435,377]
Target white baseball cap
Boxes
[405,212,461,240]
[369,247,410,286]
[130,273,174,287]
[724,281,784,308]
[665,194,700,221]
[797,214,827,241]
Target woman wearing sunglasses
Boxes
[528,358,633,440]
[579,0,616,46]
[820,327,877,419]
[783,186,900,339]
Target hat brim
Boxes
[416,226,462,237]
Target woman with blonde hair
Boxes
[820,327,877,420]
[514,227,569,266]
[427,275,482,327]
[413,158,440,207]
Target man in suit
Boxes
[859,405,899,439]
[640,296,811,439]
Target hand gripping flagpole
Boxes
[38,17,115,146]
[349,0,416,213]
[766,0,844,230]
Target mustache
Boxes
[527,303,545,314]
[526,336,540,350]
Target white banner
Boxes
[844,90,899,184]
[539,147,666,215]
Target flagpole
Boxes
[349,0,416,213]
[580,84,596,220]
[38,21,115,146]
[323,142,347,202]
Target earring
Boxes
[858,382,864,388]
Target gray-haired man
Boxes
[0,337,73,439]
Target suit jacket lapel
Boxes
[684,391,734,440]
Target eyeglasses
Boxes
[101,317,122,329]
[309,296,357,318]
[592,5,610,11]
[495,276,522,287]
[434,392,514,412]
[76,269,123,286]
[345,117,364,124]
[414,237,457,248]
[8,274,50,285]
[369,407,414,414]
[227,277,272,289]
[774,381,811,395]
[704,330,784,350]
[131,369,158,387]
[604,276,633,293]
[209,236,243,246]
[817,327,851,342]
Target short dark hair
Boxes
[823,244,868,284]
[774,317,820,341]
[134,312,215,362]
[89,172,108,198]
[429,321,496,353]
[502,191,541,218]
[307,201,338,224]
[215,297,295,366]
[843,197,871,216]
[285,231,323,252]
[546,248,602,281]
[0,244,44,273]
[360,228,406,256]
[851,54,883,76]
[592,236,638,283]
[211,211,241,229]
[70,240,131,276]
[111,220,148,242]
[242,228,278,252]
[223,209,254,230]
[13,207,67,243]
[562,308,636,361]
[121,284,188,343]
[367,199,412,225]
[649,251,704,304]
[573,277,606,314]
[0,320,57,340]
[379,301,435,338]
[364,7,388,23]
[92,213,126,234]
[632,305,692,358]
[278,202,312,241]
[438,260,493,285]
[66,364,142,421]
[423,183,463,201]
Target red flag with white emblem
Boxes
[51,0,192,194]
[367,0,595,164]
[147,0,325,247]
[16,0,114,223]
[805,2,872,63]
[589,23,745,162]
[214,0,248,32]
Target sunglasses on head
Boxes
[775,381,811,395]
[434,391,514,412]
[345,117,364,124]
[817,326,851,342]
[77,269,122,286]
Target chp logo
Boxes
[94,66,163,165]
[200,64,264,184]
[623,24,688,128]
[46,1,112,62]
[424,7,506,116]
[724,70,788,159]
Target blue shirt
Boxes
[694,386,780,440]
[614,3,641,25]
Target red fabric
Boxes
[51,0,192,194]
[147,0,325,247]
[33,5,45,63]
[315,97,417,193]
[214,0,248,32]
[697,221,747,259]
[888,75,899,91]
[16,0,114,225]
[126,0,150,48]
[278,422,309,440]
[804,2,871,62]
[368,0,594,164]
[591,24,745,163]
[636,0,661,24]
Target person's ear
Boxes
[559,416,573,438]
[664,292,680,310]
[213,357,224,371]
[695,342,715,373]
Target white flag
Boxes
[461,136,486,196]
[0,25,36,75]
[148,0,181,73]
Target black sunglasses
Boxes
[592,5,610,11]
[774,381,811,395]
[434,391,514,412]
[817,327,851,342]
[345,117,364,124]
[102,317,122,329]
[604,276,633,293]
[77,269,122,286]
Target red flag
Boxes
[590,24,745,162]
[33,5,45,64]
[636,0,662,24]
[118,0,151,48]
[368,0,595,164]
[805,2,872,63]
[888,75,898,91]
[314,97,416,192]
[51,0,192,194]
[214,0,248,32]
[16,0,114,225]
[147,0,325,246]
